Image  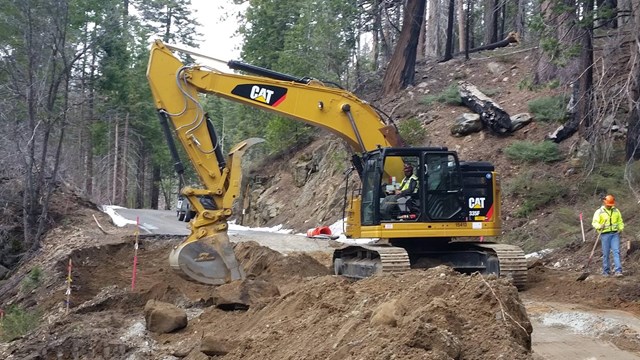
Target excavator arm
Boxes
[147,41,402,155]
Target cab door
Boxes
[423,152,466,221]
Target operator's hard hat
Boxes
[403,163,413,172]
[603,194,615,206]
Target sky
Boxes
[189,0,246,69]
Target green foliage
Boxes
[501,207,581,252]
[504,141,563,164]
[397,118,426,146]
[544,207,582,246]
[519,77,562,92]
[21,266,44,293]
[239,0,357,82]
[505,173,570,218]
[327,147,349,173]
[421,84,462,106]
[265,117,313,153]
[528,95,568,122]
[578,164,626,199]
[0,305,41,341]
[518,76,535,91]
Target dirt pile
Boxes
[1,238,532,360]
[213,268,532,360]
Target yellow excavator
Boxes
[146,40,527,289]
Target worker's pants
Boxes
[601,232,622,274]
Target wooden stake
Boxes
[131,217,140,291]
[65,258,72,314]
[579,212,586,243]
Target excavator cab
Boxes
[360,147,494,226]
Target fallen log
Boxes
[466,32,519,55]
[458,81,512,134]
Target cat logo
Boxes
[250,86,274,103]
[468,197,486,209]
[231,84,287,107]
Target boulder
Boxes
[213,278,280,310]
[144,300,187,334]
[201,335,238,356]
[451,113,482,137]
[510,113,533,131]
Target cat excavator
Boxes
[146,40,527,289]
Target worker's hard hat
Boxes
[403,163,413,172]
[603,194,615,206]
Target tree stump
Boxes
[458,81,512,134]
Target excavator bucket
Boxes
[169,232,245,285]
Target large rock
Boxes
[510,113,533,132]
[212,278,280,310]
[201,335,238,356]
[144,300,187,333]
[450,113,482,137]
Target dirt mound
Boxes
[235,240,331,283]
[204,268,531,360]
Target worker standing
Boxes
[592,194,625,277]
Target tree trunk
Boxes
[373,0,381,69]
[426,0,440,58]
[417,9,426,61]
[135,141,146,208]
[484,0,498,45]
[576,0,594,138]
[383,0,427,95]
[465,0,472,59]
[112,118,119,205]
[625,3,640,159]
[151,165,160,209]
[596,0,618,29]
[122,112,129,206]
[457,0,465,52]
[442,0,455,61]
[499,0,506,39]
[534,0,581,84]
[458,81,513,134]
[468,0,475,48]
[515,0,526,41]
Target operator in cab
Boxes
[380,163,419,219]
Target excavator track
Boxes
[334,242,527,290]
[476,243,528,290]
[333,245,410,279]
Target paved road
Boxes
[113,208,332,253]
[111,208,640,359]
